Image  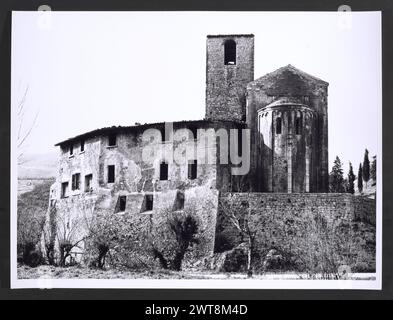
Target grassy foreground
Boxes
[17,265,376,281]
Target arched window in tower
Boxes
[295,115,302,135]
[224,40,236,65]
[276,117,282,134]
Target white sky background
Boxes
[11,11,381,174]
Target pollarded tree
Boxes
[363,149,370,188]
[329,156,345,193]
[346,162,356,194]
[358,163,363,194]
[150,210,200,271]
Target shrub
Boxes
[222,245,248,272]
[17,242,44,267]
[214,232,234,253]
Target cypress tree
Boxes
[347,162,356,194]
[371,155,376,184]
[358,163,363,194]
[363,149,370,187]
[329,156,345,193]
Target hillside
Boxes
[17,179,54,262]
[18,151,58,179]
[355,178,376,199]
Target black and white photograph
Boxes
[10,10,381,289]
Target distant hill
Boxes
[18,151,58,179]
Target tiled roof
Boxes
[54,119,243,146]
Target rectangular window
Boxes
[115,195,127,213]
[188,160,197,180]
[80,140,85,152]
[69,144,74,156]
[108,165,115,183]
[85,174,93,192]
[141,194,153,212]
[71,173,80,190]
[160,161,169,180]
[61,182,69,198]
[108,134,117,147]
[224,40,237,65]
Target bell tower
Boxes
[205,34,254,122]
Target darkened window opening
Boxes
[71,173,80,191]
[61,182,69,198]
[295,116,302,135]
[115,195,127,213]
[237,129,243,155]
[141,194,154,212]
[173,191,185,211]
[80,140,85,152]
[108,165,115,183]
[159,127,169,142]
[85,174,93,192]
[69,144,73,156]
[108,133,117,146]
[276,117,282,134]
[189,127,198,140]
[188,160,197,180]
[160,161,169,180]
[224,40,236,65]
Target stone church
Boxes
[43,35,375,269]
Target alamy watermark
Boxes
[141,122,251,175]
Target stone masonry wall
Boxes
[206,35,254,122]
[43,121,239,266]
[216,193,376,272]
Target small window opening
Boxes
[276,117,282,134]
[173,191,185,211]
[188,160,197,180]
[159,127,169,142]
[160,161,169,180]
[237,129,243,155]
[141,194,154,212]
[108,134,117,147]
[71,173,80,191]
[85,174,93,192]
[295,116,302,135]
[69,144,74,156]
[115,195,127,213]
[80,140,85,152]
[224,40,236,65]
[61,182,69,198]
[108,165,115,183]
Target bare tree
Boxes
[16,85,39,164]
[219,199,256,277]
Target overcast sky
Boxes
[11,11,381,173]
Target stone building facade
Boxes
[42,34,375,270]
